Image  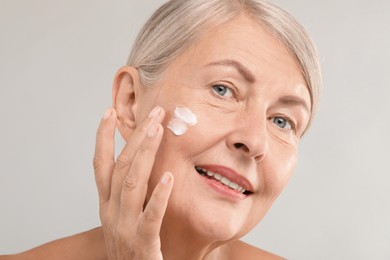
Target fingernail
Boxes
[148,106,161,118]
[103,108,112,119]
[160,172,172,185]
[147,122,159,137]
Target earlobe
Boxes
[112,66,142,140]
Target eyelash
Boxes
[211,83,236,100]
[271,115,297,132]
[210,84,298,133]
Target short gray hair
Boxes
[128,0,322,128]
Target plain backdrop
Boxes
[1,1,389,259]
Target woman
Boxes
[1,0,321,259]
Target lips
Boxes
[195,165,253,195]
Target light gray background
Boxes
[1,1,389,259]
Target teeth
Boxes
[220,177,231,186]
[229,182,239,190]
[195,166,247,194]
[214,173,222,180]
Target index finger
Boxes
[109,106,165,206]
[93,108,116,205]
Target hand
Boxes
[93,107,173,260]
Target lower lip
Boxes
[196,172,247,200]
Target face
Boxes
[135,15,311,242]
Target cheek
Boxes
[161,104,232,154]
[150,108,230,189]
[243,150,297,229]
[261,145,297,196]
[158,124,209,162]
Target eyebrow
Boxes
[277,95,311,113]
[206,59,310,112]
[205,59,256,84]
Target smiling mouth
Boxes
[195,166,253,195]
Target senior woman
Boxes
[1,0,321,259]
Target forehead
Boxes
[161,15,310,102]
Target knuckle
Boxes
[93,156,102,171]
[138,143,153,155]
[116,154,131,169]
[93,156,114,174]
[122,175,137,191]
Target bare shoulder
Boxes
[0,227,106,260]
[227,240,285,260]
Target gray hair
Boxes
[128,0,322,128]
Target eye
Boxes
[212,84,233,98]
[272,117,294,130]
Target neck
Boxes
[160,215,228,260]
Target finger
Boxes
[137,172,174,240]
[110,106,165,210]
[93,108,116,205]
[119,123,164,218]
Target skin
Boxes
[120,14,310,259]
[0,15,311,260]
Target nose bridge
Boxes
[227,110,268,161]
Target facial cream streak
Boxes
[167,106,197,135]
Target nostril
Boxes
[234,143,243,149]
[254,154,265,163]
[234,142,249,153]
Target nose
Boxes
[226,115,268,162]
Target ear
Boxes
[112,66,142,140]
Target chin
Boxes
[165,185,255,242]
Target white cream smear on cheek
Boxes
[167,106,197,136]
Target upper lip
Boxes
[195,164,254,193]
